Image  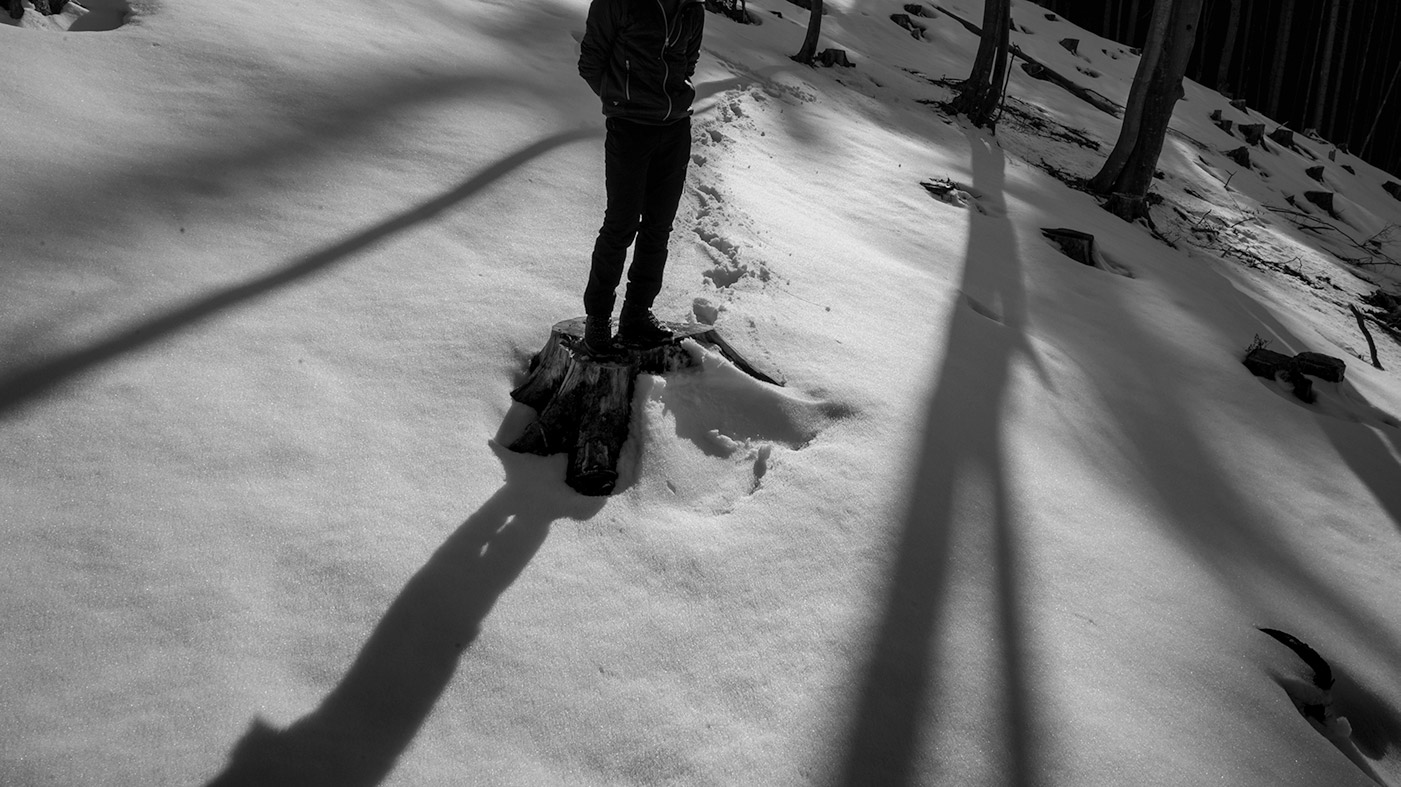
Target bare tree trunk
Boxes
[792,0,824,64]
[1345,0,1375,145]
[1089,0,1174,193]
[950,0,1012,130]
[1266,0,1296,118]
[1101,0,1207,222]
[1362,59,1401,158]
[1214,0,1242,91]
[1308,0,1341,131]
[1325,0,1354,139]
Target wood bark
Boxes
[1214,0,1242,91]
[1266,0,1296,118]
[1308,0,1341,131]
[509,318,781,496]
[1089,0,1175,194]
[1325,0,1354,139]
[792,0,825,64]
[1099,0,1206,222]
[950,0,1012,130]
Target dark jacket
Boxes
[578,0,705,125]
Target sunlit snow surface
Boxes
[3,1,1400,785]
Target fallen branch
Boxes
[1350,304,1385,370]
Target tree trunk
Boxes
[950,0,1011,130]
[1089,0,1174,194]
[1325,0,1354,139]
[792,0,824,64]
[1214,0,1241,92]
[1101,0,1206,222]
[1308,0,1340,131]
[1345,0,1375,146]
[1362,59,1401,159]
[1266,0,1296,118]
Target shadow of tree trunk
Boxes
[205,443,604,787]
[0,128,598,420]
[837,132,1043,786]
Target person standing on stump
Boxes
[577,0,705,354]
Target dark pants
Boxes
[584,117,692,318]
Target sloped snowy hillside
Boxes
[2,1,1400,785]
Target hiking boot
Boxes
[581,315,615,356]
[617,306,674,346]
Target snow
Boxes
[3,0,1401,785]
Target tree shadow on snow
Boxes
[836,130,1047,787]
[0,126,598,419]
[204,440,604,787]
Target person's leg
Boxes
[623,117,692,312]
[585,119,653,319]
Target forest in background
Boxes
[1037,0,1401,177]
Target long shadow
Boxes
[1053,222,1401,676]
[837,132,1042,786]
[204,442,604,787]
[0,127,598,419]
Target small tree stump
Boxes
[1269,127,1295,147]
[817,48,854,67]
[1210,109,1224,122]
[1040,227,1097,266]
[1384,181,1401,201]
[1342,164,1355,175]
[1059,37,1079,55]
[509,318,781,496]
[1216,118,1235,135]
[1229,98,1249,111]
[1226,146,1252,168]
[903,3,930,17]
[1240,123,1266,146]
[890,13,926,39]
[1306,165,1325,183]
[1303,190,1337,217]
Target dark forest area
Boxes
[1037,0,1401,177]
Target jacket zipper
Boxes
[658,0,674,119]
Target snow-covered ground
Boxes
[4,0,1401,784]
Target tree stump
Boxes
[890,13,926,39]
[1306,165,1326,183]
[1040,227,1097,266]
[1268,127,1295,147]
[509,318,781,496]
[1240,123,1266,146]
[1215,118,1234,135]
[1226,146,1251,168]
[1229,98,1248,111]
[1059,37,1079,55]
[904,3,930,17]
[817,48,854,67]
[1303,190,1337,217]
[1384,181,1401,201]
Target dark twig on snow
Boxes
[1350,304,1385,370]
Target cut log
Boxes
[1294,351,1346,382]
[509,317,781,495]
[1243,347,1293,379]
[1306,165,1325,183]
[1239,123,1266,146]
